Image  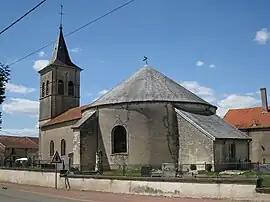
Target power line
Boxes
[0,0,47,36]
[8,0,135,67]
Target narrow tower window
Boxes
[41,82,45,97]
[46,80,49,95]
[68,81,74,96]
[58,80,64,95]
[61,139,66,156]
[50,140,54,156]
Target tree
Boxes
[0,63,10,129]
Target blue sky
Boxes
[1,0,270,137]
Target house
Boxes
[0,135,39,164]
[38,22,250,172]
[224,88,270,163]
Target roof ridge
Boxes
[26,137,38,145]
[229,106,263,111]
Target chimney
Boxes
[260,88,268,112]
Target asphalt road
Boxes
[0,188,78,202]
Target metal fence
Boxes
[64,161,264,177]
[0,160,266,177]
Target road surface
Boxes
[0,182,263,202]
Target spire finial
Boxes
[59,5,64,30]
[143,56,148,65]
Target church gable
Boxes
[176,108,214,165]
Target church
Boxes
[38,24,251,172]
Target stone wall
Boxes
[242,129,270,163]
[96,102,178,169]
[0,169,259,200]
[80,116,98,171]
[40,120,77,162]
[176,112,214,170]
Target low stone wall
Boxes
[0,168,260,200]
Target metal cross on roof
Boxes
[59,5,64,29]
[143,56,148,65]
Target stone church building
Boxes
[39,25,251,171]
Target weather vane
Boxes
[59,5,64,29]
[143,56,148,65]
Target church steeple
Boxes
[49,26,75,67]
[38,5,81,122]
[47,5,80,69]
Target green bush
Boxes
[205,164,212,172]
[190,164,197,170]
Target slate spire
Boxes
[49,5,77,67]
[49,25,75,67]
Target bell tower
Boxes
[38,10,82,125]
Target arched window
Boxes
[49,140,54,156]
[58,80,64,95]
[61,139,66,156]
[41,82,45,97]
[68,81,74,96]
[46,80,49,95]
[111,125,127,154]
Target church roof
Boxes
[38,27,81,73]
[42,105,88,128]
[88,66,215,108]
[175,108,250,140]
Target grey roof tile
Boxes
[175,108,250,140]
[89,66,214,107]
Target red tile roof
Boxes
[42,105,89,127]
[224,106,270,129]
[0,136,39,149]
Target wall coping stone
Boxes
[0,167,55,173]
[63,174,258,185]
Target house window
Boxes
[229,142,236,160]
[46,80,49,95]
[111,125,127,154]
[58,80,64,95]
[61,139,66,156]
[41,82,45,97]
[68,81,74,96]
[50,140,54,156]
[11,148,15,155]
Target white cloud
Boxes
[2,98,39,116]
[254,28,270,44]
[99,89,109,95]
[69,48,81,53]
[181,81,262,117]
[33,60,49,71]
[6,83,35,94]
[1,128,38,137]
[196,60,204,66]
[217,94,260,117]
[180,81,216,103]
[209,64,216,68]
[91,89,109,102]
[218,94,260,109]
[38,51,46,57]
